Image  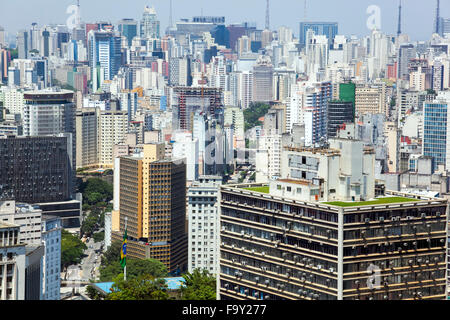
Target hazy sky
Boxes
[0,0,447,41]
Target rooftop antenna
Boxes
[435,0,440,34]
[397,0,402,36]
[76,0,81,27]
[304,0,307,21]
[265,0,270,30]
[169,0,173,29]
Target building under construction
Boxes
[170,87,224,131]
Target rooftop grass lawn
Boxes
[243,186,270,194]
[323,197,420,207]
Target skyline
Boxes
[0,0,448,42]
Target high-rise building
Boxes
[0,222,26,300]
[41,215,61,301]
[140,6,160,39]
[327,101,354,138]
[422,92,450,171]
[113,147,188,274]
[118,19,138,46]
[75,108,99,169]
[88,30,122,92]
[187,176,222,275]
[252,55,274,103]
[219,137,448,300]
[17,30,28,59]
[299,22,338,48]
[0,136,72,204]
[98,110,128,168]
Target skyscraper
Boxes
[422,92,450,171]
[140,6,160,39]
[17,30,28,59]
[299,22,338,48]
[118,19,138,47]
[113,146,188,274]
[252,55,274,103]
[88,30,122,92]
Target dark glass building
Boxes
[327,101,354,138]
[0,136,72,204]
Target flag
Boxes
[120,228,127,269]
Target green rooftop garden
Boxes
[323,197,421,207]
[243,186,270,194]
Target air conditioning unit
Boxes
[407,216,413,220]
[421,212,426,218]
[379,217,385,222]
[365,218,370,223]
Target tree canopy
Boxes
[107,274,170,300]
[61,230,87,270]
[180,269,216,300]
[244,102,271,131]
[99,258,168,282]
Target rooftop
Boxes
[323,197,421,207]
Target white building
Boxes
[0,222,26,300]
[172,131,199,182]
[0,201,42,245]
[187,176,221,275]
[41,216,61,300]
[98,110,128,167]
[104,212,112,249]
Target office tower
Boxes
[0,223,26,300]
[398,44,416,80]
[171,87,224,131]
[17,30,28,59]
[423,92,450,172]
[0,136,72,204]
[98,110,128,167]
[434,0,440,35]
[355,83,387,116]
[288,81,331,146]
[0,26,5,48]
[327,101,354,138]
[172,131,199,182]
[75,107,99,169]
[88,30,122,92]
[118,19,138,47]
[41,215,61,300]
[0,201,42,245]
[219,136,448,300]
[299,22,338,49]
[118,91,138,122]
[252,56,274,103]
[0,49,10,84]
[236,36,251,57]
[113,147,188,274]
[305,34,329,77]
[188,176,222,275]
[140,6,160,39]
[25,244,44,300]
[23,89,76,192]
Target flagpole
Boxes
[124,217,127,281]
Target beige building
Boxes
[355,83,387,116]
[75,108,99,169]
[98,110,128,168]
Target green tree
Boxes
[101,240,122,266]
[100,258,168,282]
[61,230,87,271]
[93,231,104,243]
[86,285,106,300]
[244,102,271,131]
[107,274,170,300]
[180,269,216,300]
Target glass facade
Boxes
[423,103,447,171]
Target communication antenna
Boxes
[304,0,307,21]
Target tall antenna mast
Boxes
[304,0,307,21]
[397,0,402,36]
[265,0,270,30]
[76,0,81,27]
[435,0,441,34]
[169,0,173,29]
